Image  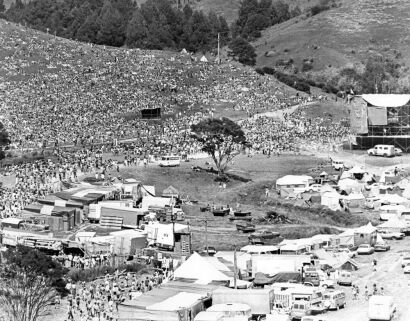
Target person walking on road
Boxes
[373,259,377,272]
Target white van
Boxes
[158,155,181,167]
[331,160,345,171]
[367,145,395,157]
[368,295,396,321]
[323,290,346,310]
[337,271,352,286]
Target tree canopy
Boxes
[228,37,257,66]
[4,0,230,53]
[191,117,247,175]
[0,246,67,321]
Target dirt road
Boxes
[326,238,410,321]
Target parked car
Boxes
[378,230,405,240]
[368,295,396,321]
[306,184,322,193]
[202,247,216,256]
[403,263,410,274]
[374,243,390,252]
[401,256,410,268]
[321,279,335,289]
[248,230,282,245]
[357,244,375,255]
[337,245,357,258]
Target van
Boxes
[367,145,395,157]
[323,290,346,310]
[158,155,181,167]
[290,301,311,320]
[337,271,352,286]
[368,295,396,320]
[331,160,345,171]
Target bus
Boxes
[158,155,181,167]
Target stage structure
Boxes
[141,107,161,119]
[350,94,410,152]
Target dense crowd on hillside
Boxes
[0,20,299,150]
[243,108,350,155]
[0,19,353,220]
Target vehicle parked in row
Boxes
[378,230,405,240]
[374,243,391,252]
[357,244,375,255]
[404,263,410,274]
[401,256,410,268]
[337,244,358,258]
[306,184,322,193]
[248,230,283,245]
[323,290,346,310]
[337,271,353,286]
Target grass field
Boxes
[254,0,410,75]
[95,153,370,251]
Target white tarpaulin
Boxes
[361,94,410,108]
[147,292,204,311]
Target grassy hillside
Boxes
[254,0,410,73]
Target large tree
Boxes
[191,117,247,176]
[228,37,257,66]
[0,245,67,321]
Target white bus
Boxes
[158,155,181,167]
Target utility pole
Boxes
[233,246,237,289]
[205,218,208,255]
[217,33,221,65]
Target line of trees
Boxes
[4,0,230,51]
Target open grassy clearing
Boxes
[95,153,370,250]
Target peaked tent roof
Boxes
[173,252,230,283]
[355,222,377,234]
[361,94,410,108]
[162,186,180,197]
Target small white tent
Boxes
[321,190,341,211]
[200,55,208,63]
[173,252,230,284]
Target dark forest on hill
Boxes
[1,0,296,55]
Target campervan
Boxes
[368,295,396,320]
[379,205,405,221]
[158,155,181,167]
[322,290,346,310]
